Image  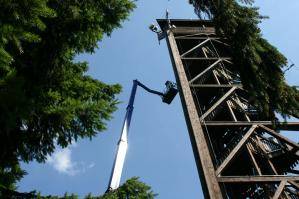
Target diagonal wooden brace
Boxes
[272,180,287,199]
[259,125,299,151]
[212,38,230,46]
[216,125,257,176]
[200,86,237,121]
[289,181,299,189]
[180,38,210,57]
[189,58,222,84]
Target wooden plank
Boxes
[216,125,257,176]
[272,180,287,199]
[259,125,299,150]
[218,176,299,183]
[200,86,237,121]
[189,59,222,84]
[166,30,223,199]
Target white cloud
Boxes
[46,144,95,176]
[47,147,79,176]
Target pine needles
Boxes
[189,0,299,120]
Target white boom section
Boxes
[108,114,129,190]
[107,80,138,191]
[107,80,165,191]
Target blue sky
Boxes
[18,1,299,198]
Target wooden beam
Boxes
[181,57,232,60]
[189,59,222,84]
[288,170,299,175]
[246,144,262,175]
[222,58,233,65]
[174,33,215,39]
[272,180,287,199]
[166,30,223,199]
[212,38,230,46]
[173,27,215,35]
[200,86,237,121]
[218,176,299,183]
[227,100,237,122]
[259,125,299,150]
[175,37,221,40]
[289,181,299,189]
[268,159,278,175]
[190,84,242,88]
[180,39,210,57]
[211,70,238,123]
[216,125,257,176]
[203,121,299,131]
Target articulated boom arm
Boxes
[107,79,177,191]
[136,80,164,97]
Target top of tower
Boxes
[156,19,213,31]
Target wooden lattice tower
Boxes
[157,19,299,198]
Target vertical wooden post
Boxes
[166,30,223,199]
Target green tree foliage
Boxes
[0,0,135,188]
[92,177,156,199]
[0,177,156,199]
[189,0,299,119]
[0,163,26,190]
